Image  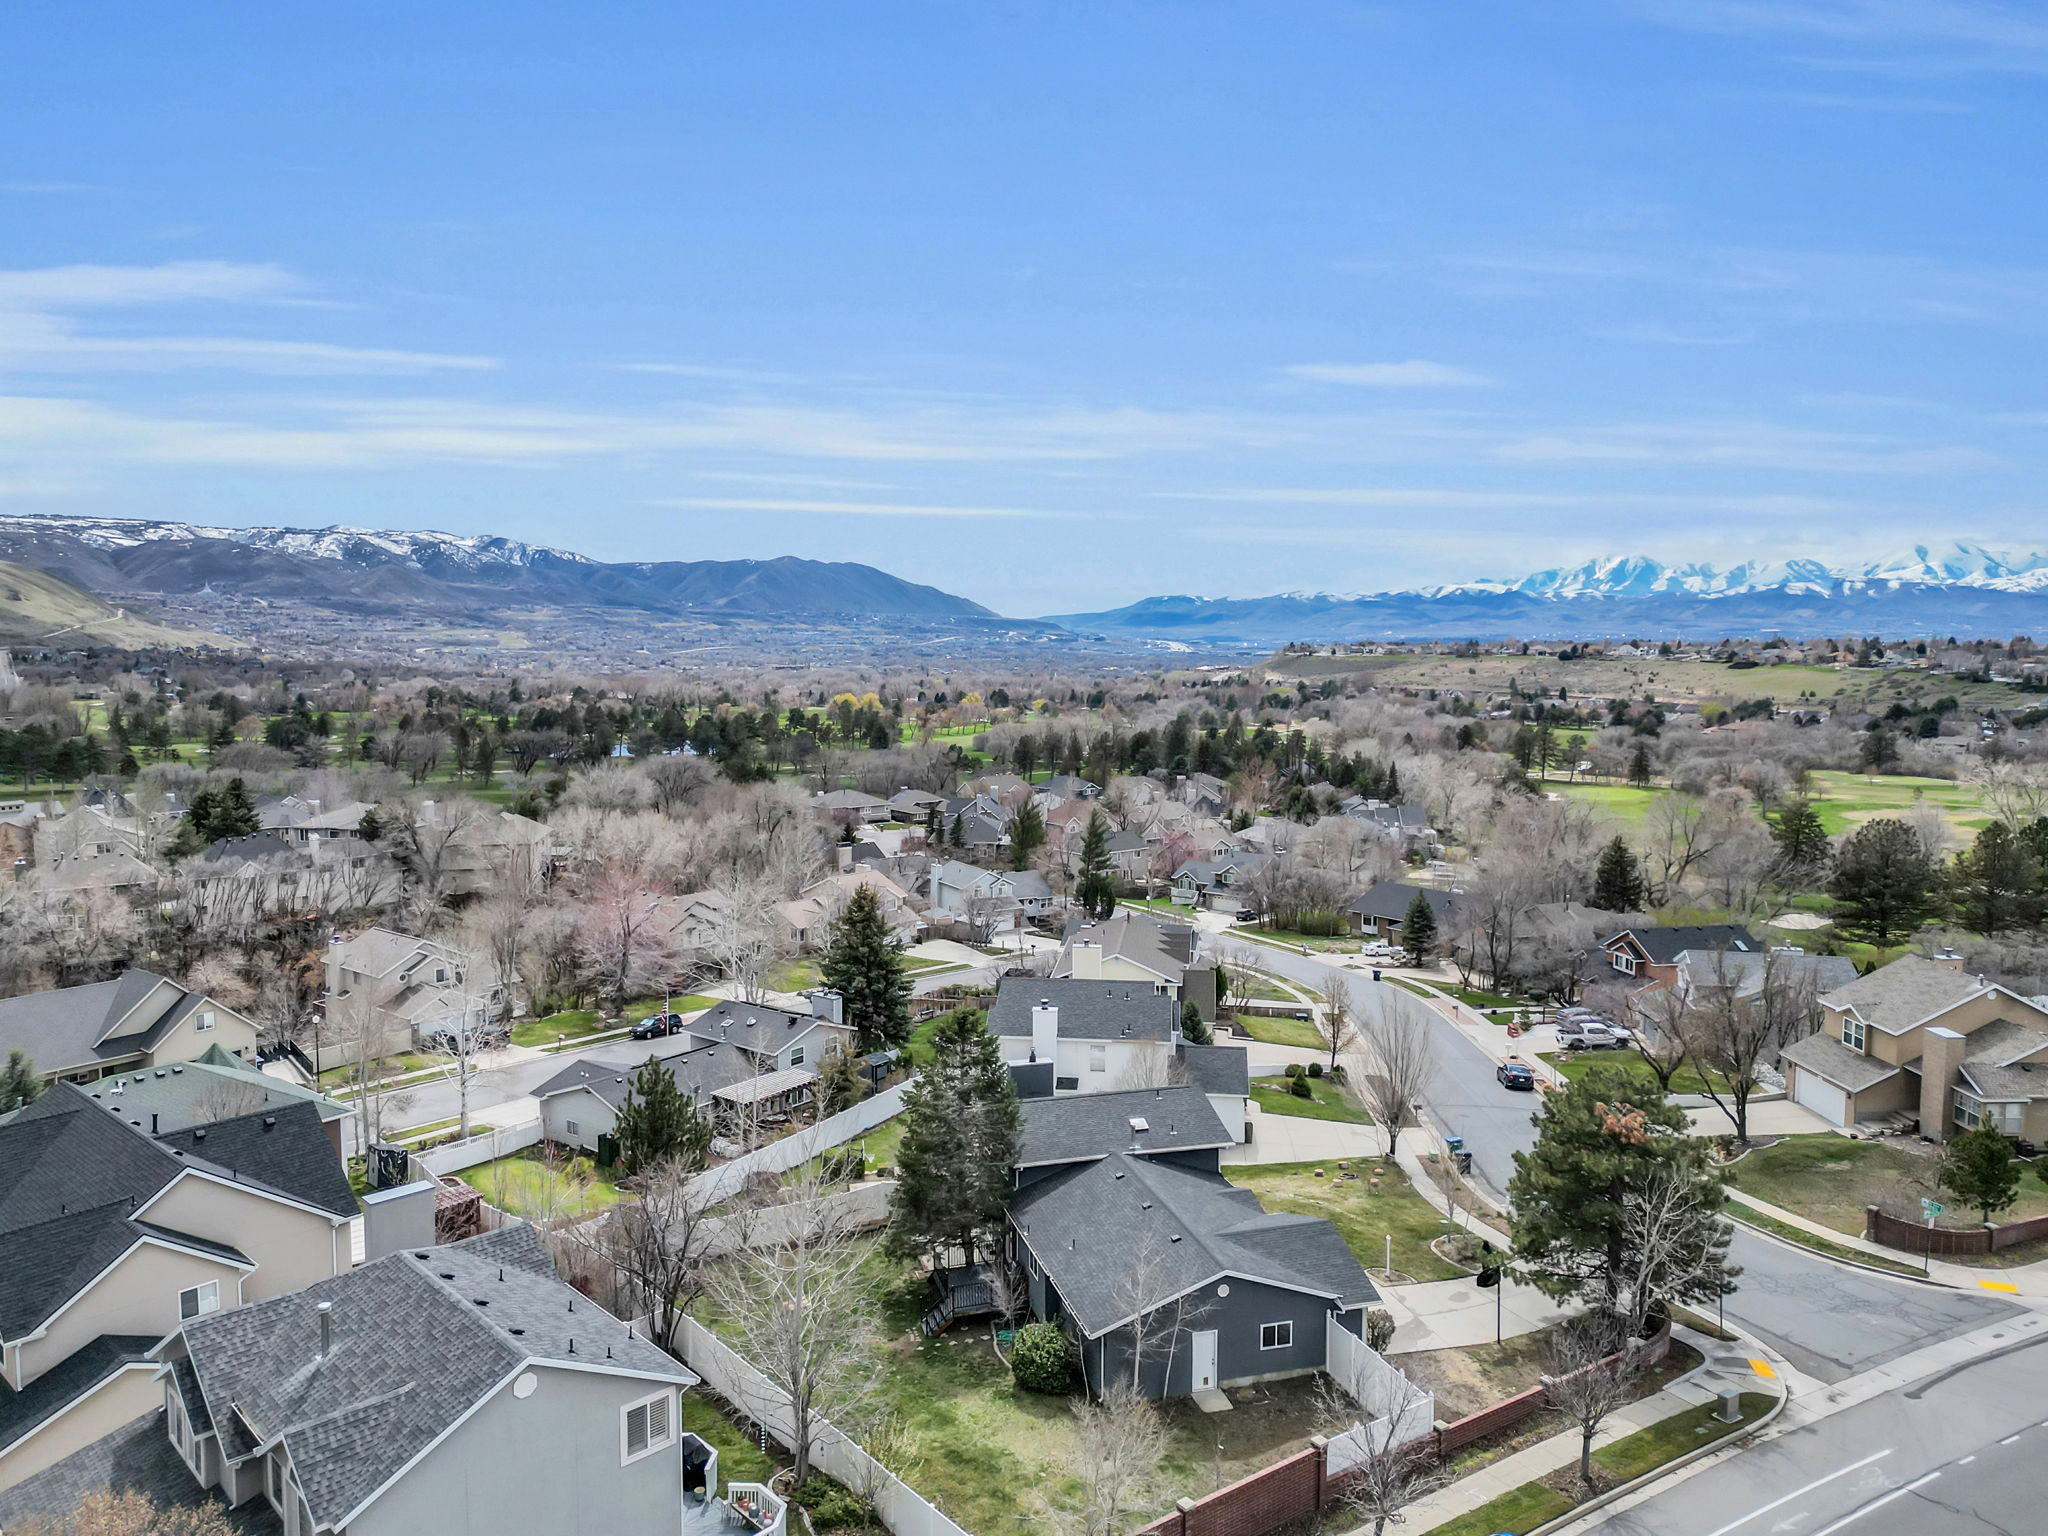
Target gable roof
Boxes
[1016,1086,1230,1169]
[1346,881,1461,923]
[1779,1030,1900,1093]
[1010,1153,1376,1337]
[988,977,1180,1044]
[533,1041,756,1110]
[154,1101,358,1220]
[172,1224,691,1533]
[1175,1042,1251,1097]
[0,1409,274,1535]
[1602,924,1758,965]
[681,1000,847,1054]
[1057,911,1192,982]
[0,970,202,1075]
[1819,954,1996,1033]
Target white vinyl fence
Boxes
[685,1079,912,1210]
[414,1118,545,1175]
[696,1181,896,1256]
[676,1314,974,1536]
[1323,1316,1434,1475]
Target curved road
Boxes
[1217,938,2018,1385]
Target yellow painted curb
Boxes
[1748,1358,1776,1379]
[1980,1280,2020,1293]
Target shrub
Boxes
[1011,1322,1074,1394]
[1285,1062,1304,1078]
[1290,1075,1314,1099]
[1327,1064,1346,1081]
[1307,1061,1324,1078]
[1366,1307,1396,1351]
[796,1478,863,1530]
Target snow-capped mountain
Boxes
[18,515,593,573]
[1049,542,2048,644]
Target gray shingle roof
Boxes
[1058,911,1191,982]
[1010,1153,1376,1337]
[1346,882,1462,924]
[0,1410,279,1534]
[174,1224,692,1532]
[79,1053,349,1134]
[682,1001,847,1055]
[0,1333,157,1455]
[1780,1031,1900,1093]
[1175,1042,1250,1097]
[534,1041,756,1111]
[1602,925,1759,965]
[156,1101,357,1220]
[0,971,197,1075]
[1016,1086,1230,1168]
[989,978,1180,1044]
[1820,955,1988,1033]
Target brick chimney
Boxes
[1919,1026,1967,1140]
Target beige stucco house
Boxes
[0,971,260,1088]
[1780,952,2048,1142]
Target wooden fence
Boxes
[1866,1204,2048,1255]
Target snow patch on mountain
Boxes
[0,514,592,572]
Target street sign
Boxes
[1921,1198,1946,1221]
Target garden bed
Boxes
[1250,1074,1370,1123]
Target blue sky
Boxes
[2,1,2045,615]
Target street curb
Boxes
[1524,1382,1789,1536]
[1724,1202,1951,1288]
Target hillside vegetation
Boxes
[0,559,230,648]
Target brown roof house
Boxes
[1780,951,2048,1140]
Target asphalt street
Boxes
[1217,940,2021,1384]
[1579,1330,2048,1535]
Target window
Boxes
[790,1045,805,1066]
[1957,1094,2024,1135]
[1260,1321,1293,1350]
[565,1120,581,1137]
[167,1384,194,1466]
[1841,1015,1866,1053]
[1610,951,1637,976]
[180,1281,220,1320]
[621,1389,676,1465]
[267,1450,286,1507]
[196,1011,217,1033]
[1089,1044,1107,1074]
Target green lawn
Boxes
[1421,1481,1574,1536]
[767,958,824,993]
[1445,984,1532,1010]
[1726,1134,2048,1236]
[856,1114,907,1175]
[682,1392,787,1488]
[1538,1050,1730,1097]
[1804,769,1992,837]
[1250,1075,1371,1124]
[1225,1160,1468,1281]
[512,1010,608,1048]
[458,1149,623,1220]
[1236,926,1358,952]
[1231,1013,1324,1050]
[317,1052,444,1090]
[1553,782,1668,826]
[1237,970,1304,1002]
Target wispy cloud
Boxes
[1596,322,1757,345]
[1778,89,1973,109]
[650,496,1080,520]
[1162,485,1858,515]
[1625,0,2048,74]
[1283,360,1495,387]
[1490,419,1988,473]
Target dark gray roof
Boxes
[79,1053,349,1134]
[0,970,206,1075]
[156,1101,357,1220]
[194,831,298,864]
[536,1042,759,1110]
[1010,1153,1377,1336]
[0,1086,346,1340]
[173,1224,692,1532]
[1016,1086,1230,1168]
[0,1333,157,1456]
[1346,882,1462,923]
[1603,925,1758,964]
[682,1000,847,1054]
[0,1410,279,1534]
[989,978,1179,1044]
[1175,1042,1250,1097]
[1780,1031,1901,1093]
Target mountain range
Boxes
[1048,545,2048,644]
[0,514,1004,626]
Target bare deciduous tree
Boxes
[1060,1380,1169,1536]
[1317,1369,1445,1536]
[1316,972,1357,1076]
[575,865,690,1013]
[583,1154,716,1355]
[1353,989,1434,1136]
[1679,948,1819,1146]
[1545,1314,1645,1488]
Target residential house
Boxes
[927,859,1054,937]
[886,787,947,826]
[124,1223,726,1536]
[678,995,856,1075]
[409,804,557,899]
[256,797,377,848]
[817,788,893,827]
[1035,775,1100,803]
[0,1084,356,1494]
[0,972,258,1089]
[987,977,1249,1140]
[1780,952,2048,1140]
[1343,800,1438,857]
[1597,925,1759,988]
[1170,851,1273,915]
[775,867,922,952]
[181,833,400,928]
[936,793,1010,855]
[535,1041,758,1157]
[1176,773,1230,817]
[75,1046,352,1162]
[1347,881,1463,942]
[31,796,162,869]
[316,928,516,1072]
[1005,1088,1379,1400]
[1054,910,1218,1020]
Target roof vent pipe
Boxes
[317,1300,333,1359]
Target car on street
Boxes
[630,1012,685,1040]
[1496,1060,1537,1091]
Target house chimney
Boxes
[1920,1026,1967,1139]
[1933,947,1965,972]
[807,989,845,1026]
[317,1300,333,1359]
[1031,1001,1058,1063]
[1071,941,1103,981]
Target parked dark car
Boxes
[1496,1060,1537,1091]
[630,1012,684,1040]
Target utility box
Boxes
[1716,1387,1742,1424]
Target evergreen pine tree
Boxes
[1940,1122,2022,1224]
[1772,800,1830,879]
[1008,801,1046,871]
[1830,817,1937,945]
[1950,821,2041,935]
[1074,809,1118,919]
[0,1049,42,1113]
[213,777,260,838]
[1627,741,1654,789]
[1180,1002,1212,1045]
[814,1043,868,1117]
[1591,836,1646,913]
[611,1056,711,1175]
[821,885,914,1050]
[1401,890,1439,967]
[1384,761,1401,803]
[887,1009,1020,1266]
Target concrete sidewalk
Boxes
[1382,1324,1781,1535]
[1222,1101,1385,1165]
[1726,1186,2048,1296]
[1383,1271,1576,1353]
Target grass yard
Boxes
[1538,1050,1731,1098]
[856,1114,906,1174]
[1443,983,1532,1011]
[1235,926,1359,952]
[901,956,967,976]
[458,1148,623,1220]
[1230,1013,1324,1050]
[1422,1482,1574,1536]
[317,1052,444,1090]
[682,1391,787,1488]
[1250,1075,1371,1124]
[1225,1159,1469,1281]
[767,958,824,993]
[1725,1134,2048,1236]
[1553,782,1669,827]
[512,1009,607,1048]
[1236,970,1305,1002]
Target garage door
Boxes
[1793,1067,1847,1125]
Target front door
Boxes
[1191,1329,1218,1392]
